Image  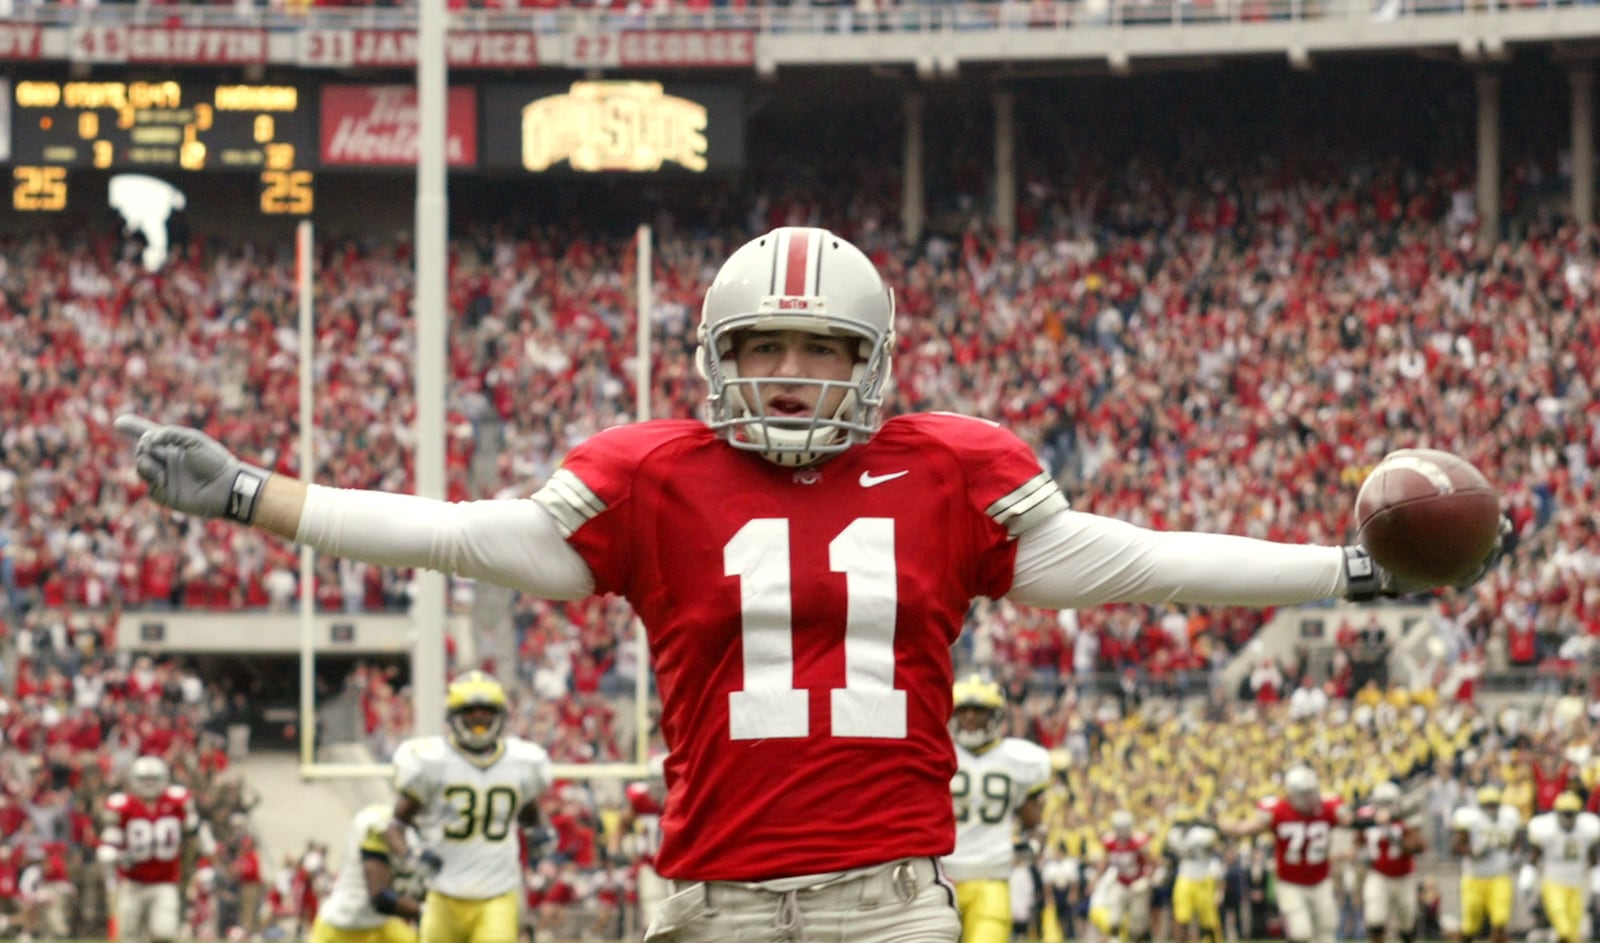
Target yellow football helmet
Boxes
[1555,791,1583,815]
[1476,785,1502,807]
[446,670,508,753]
[950,674,1005,750]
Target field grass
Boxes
[50,934,1459,941]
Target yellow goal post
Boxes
[292,222,658,784]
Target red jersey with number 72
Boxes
[542,415,1060,882]
[1260,793,1344,886]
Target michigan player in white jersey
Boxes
[1167,807,1222,943]
[944,675,1051,943]
[1449,785,1522,943]
[385,671,552,943]
[1523,792,1600,943]
[311,803,423,943]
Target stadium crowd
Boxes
[4,90,1600,936]
[0,646,272,941]
[2,151,1596,677]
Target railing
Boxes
[3,0,1597,34]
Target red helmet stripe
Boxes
[784,229,811,296]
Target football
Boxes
[1354,449,1501,586]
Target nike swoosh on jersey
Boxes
[859,470,910,488]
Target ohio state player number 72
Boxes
[725,518,906,740]
[1277,820,1331,865]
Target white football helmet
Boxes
[696,227,895,467]
[128,755,170,799]
[1111,810,1135,837]
[1285,766,1320,813]
[1370,780,1401,808]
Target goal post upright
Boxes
[292,216,654,785]
[634,224,653,772]
[296,219,318,775]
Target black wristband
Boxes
[1342,546,1382,602]
[371,888,401,915]
[225,467,268,524]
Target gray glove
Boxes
[1343,515,1511,602]
[115,415,272,525]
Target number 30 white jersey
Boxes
[393,736,551,899]
[943,737,1051,881]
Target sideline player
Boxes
[1450,785,1522,943]
[98,756,212,943]
[309,802,423,943]
[1523,791,1600,943]
[942,675,1051,943]
[1357,781,1425,943]
[1222,766,1351,943]
[119,225,1504,943]
[385,671,551,943]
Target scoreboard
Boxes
[2,75,746,220]
[9,80,315,214]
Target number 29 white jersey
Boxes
[393,736,551,899]
[944,737,1051,882]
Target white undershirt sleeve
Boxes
[294,484,595,600]
[1007,509,1346,609]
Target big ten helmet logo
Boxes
[107,174,186,271]
[520,81,708,174]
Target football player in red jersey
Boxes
[1089,810,1154,943]
[1222,766,1353,943]
[98,756,212,943]
[119,226,1504,943]
[1357,781,1425,943]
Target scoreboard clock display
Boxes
[10,80,315,215]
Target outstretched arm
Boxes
[1007,510,1346,609]
[118,414,594,599]
[1006,507,1504,608]
[1218,810,1273,840]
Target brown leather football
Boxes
[1355,449,1500,586]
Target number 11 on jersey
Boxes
[725,518,907,741]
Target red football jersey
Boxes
[1356,807,1417,878]
[1260,794,1343,886]
[555,415,1047,881]
[1100,833,1151,885]
[102,787,198,884]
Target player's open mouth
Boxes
[766,396,812,418]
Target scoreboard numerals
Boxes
[13,166,68,212]
[260,170,314,215]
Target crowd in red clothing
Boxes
[0,646,267,940]
[3,155,1600,697]
[4,174,1600,929]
